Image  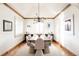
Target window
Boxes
[35,22,44,34]
[15,19,23,36]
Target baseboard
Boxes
[53,39,76,56]
[53,39,60,44]
[1,39,24,56]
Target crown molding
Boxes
[53,4,71,19]
[3,3,71,19]
[3,3,25,19]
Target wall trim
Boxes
[53,39,76,56]
[3,3,25,19]
[1,39,24,56]
[1,38,76,56]
[53,4,71,19]
[3,3,71,19]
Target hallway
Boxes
[3,41,75,56]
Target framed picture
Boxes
[64,14,75,35]
[3,20,12,31]
[65,19,71,31]
[27,25,31,27]
[48,23,50,28]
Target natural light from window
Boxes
[15,19,23,36]
[35,22,44,34]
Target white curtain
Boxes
[35,22,44,34]
[15,19,23,36]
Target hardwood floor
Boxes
[3,40,76,56]
[52,40,76,56]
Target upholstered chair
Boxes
[35,49,43,56]
[44,42,50,54]
[35,38,44,56]
[26,36,35,54]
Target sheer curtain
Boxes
[15,19,23,36]
[35,22,44,34]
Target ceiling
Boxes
[6,3,69,19]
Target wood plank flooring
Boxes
[3,41,76,56]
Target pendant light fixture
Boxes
[34,3,41,22]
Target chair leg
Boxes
[44,47,49,54]
[35,49,43,56]
[29,47,35,54]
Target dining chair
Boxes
[26,36,35,54]
[35,38,44,56]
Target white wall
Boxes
[0,4,24,55]
[24,19,55,34]
[54,4,79,55]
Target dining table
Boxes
[26,34,52,45]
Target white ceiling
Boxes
[8,3,69,18]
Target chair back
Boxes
[35,38,44,49]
